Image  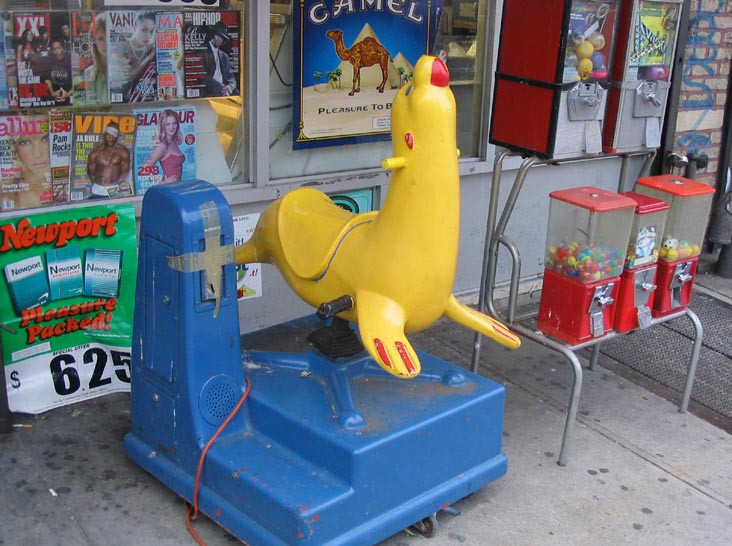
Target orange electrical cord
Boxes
[185,377,253,546]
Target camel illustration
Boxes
[326,29,390,96]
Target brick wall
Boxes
[673,0,732,187]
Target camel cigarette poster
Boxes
[293,0,442,149]
[0,204,138,414]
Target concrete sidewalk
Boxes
[381,315,732,546]
[0,279,730,545]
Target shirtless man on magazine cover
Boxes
[86,121,132,198]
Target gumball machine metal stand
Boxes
[537,186,637,344]
[613,192,669,333]
[635,175,715,317]
[473,154,707,466]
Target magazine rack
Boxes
[0,4,243,210]
[125,180,509,545]
[471,151,703,466]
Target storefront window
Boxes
[0,0,247,216]
[267,0,489,181]
[0,0,491,215]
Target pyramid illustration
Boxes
[391,52,414,86]
[330,23,405,89]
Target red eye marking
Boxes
[405,133,413,149]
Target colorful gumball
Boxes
[546,240,629,283]
[576,40,594,59]
[577,58,593,80]
[590,52,606,71]
[589,32,605,51]
[646,65,669,80]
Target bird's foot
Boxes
[372,337,420,378]
[444,294,521,350]
[355,291,421,378]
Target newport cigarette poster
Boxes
[0,204,137,414]
[293,0,442,149]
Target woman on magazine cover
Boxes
[142,109,185,183]
[120,10,156,102]
[84,14,108,104]
[15,29,35,64]
[0,119,52,211]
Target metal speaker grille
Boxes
[199,375,240,426]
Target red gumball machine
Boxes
[490,0,620,159]
[635,175,715,316]
[613,192,669,333]
[538,186,636,344]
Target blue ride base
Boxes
[124,181,507,546]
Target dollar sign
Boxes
[10,370,20,389]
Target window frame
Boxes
[223,0,499,207]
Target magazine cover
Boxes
[70,113,136,201]
[2,13,18,108]
[0,15,7,110]
[14,11,73,108]
[183,10,240,99]
[156,11,184,101]
[0,113,53,211]
[72,11,109,106]
[293,1,442,149]
[133,106,196,195]
[107,9,157,104]
[49,109,72,204]
[0,204,138,414]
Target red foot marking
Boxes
[395,342,415,374]
[492,320,519,341]
[374,338,392,368]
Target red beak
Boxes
[431,57,450,87]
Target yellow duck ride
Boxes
[235,55,520,378]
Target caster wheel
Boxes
[410,513,438,538]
